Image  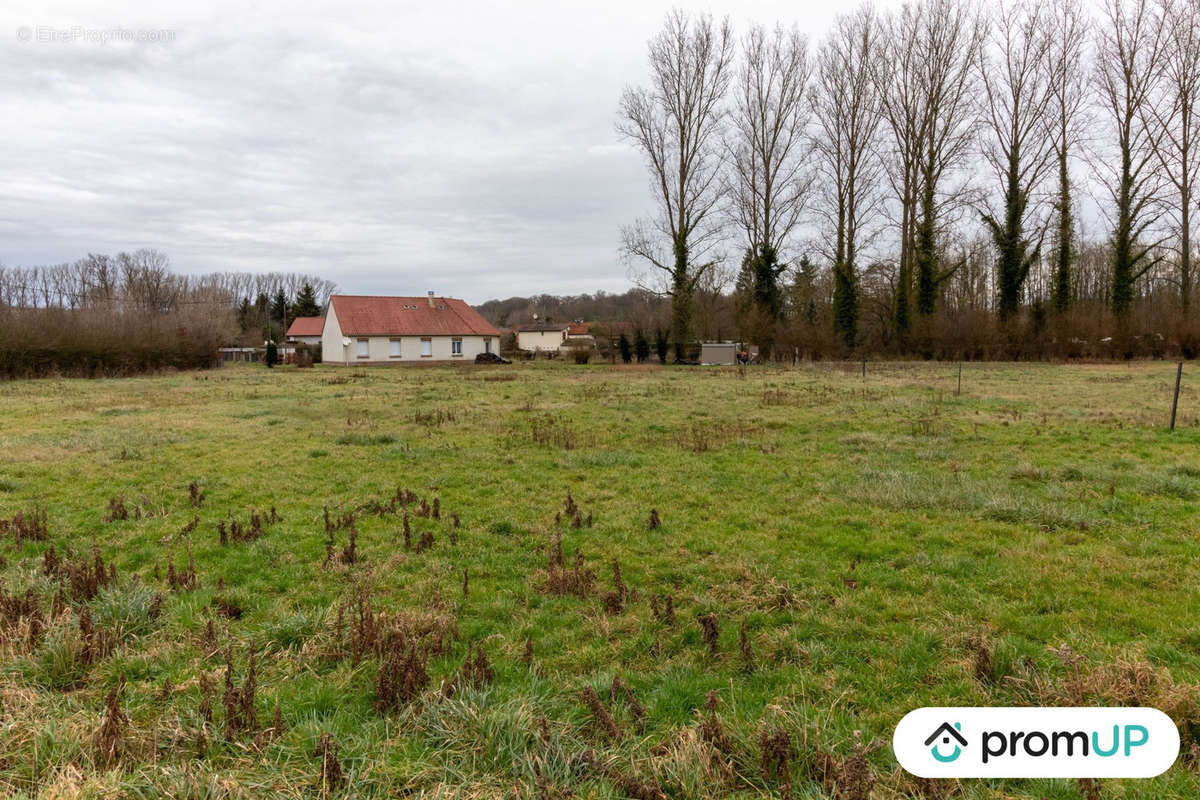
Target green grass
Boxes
[0,361,1198,798]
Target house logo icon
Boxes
[924,722,967,763]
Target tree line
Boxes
[619,0,1200,359]
[0,249,338,377]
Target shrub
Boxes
[0,305,231,379]
[634,330,650,362]
[654,329,669,364]
[618,334,632,364]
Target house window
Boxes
[389,338,402,358]
[451,338,463,356]
[356,339,369,358]
[420,338,432,357]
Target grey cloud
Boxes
[0,1,857,302]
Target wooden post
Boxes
[862,355,866,380]
[957,362,962,396]
[1170,361,1183,430]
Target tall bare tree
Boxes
[814,5,886,349]
[1148,0,1200,313]
[1045,0,1090,313]
[724,23,811,355]
[879,0,987,333]
[912,0,988,319]
[728,23,813,356]
[978,1,1056,320]
[1094,0,1169,318]
[619,11,735,355]
[877,4,927,336]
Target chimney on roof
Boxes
[427,290,435,308]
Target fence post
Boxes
[957,362,962,396]
[1170,361,1183,430]
[862,355,866,380]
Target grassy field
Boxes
[0,361,1198,799]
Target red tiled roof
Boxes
[286,316,325,337]
[568,323,590,335]
[330,295,500,337]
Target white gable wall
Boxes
[517,329,567,351]
[321,303,345,362]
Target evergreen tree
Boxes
[618,334,633,364]
[654,329,669,364]
[292,282,321,318]
[634,330,650,363]
[735,245,786,358]
[237,297,253,332]
[265,341,278,368]
[270,290,289,326]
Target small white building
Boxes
[285,316,324,345]
[516,323,569,352]
[321,294,501,365]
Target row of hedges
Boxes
[0,307,234,379]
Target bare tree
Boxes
[618,10,735,355]
[1045,0,1090,313]
[1148,0,1200,313]
[814,5,886,349]
[1094,0,1169,318]
[728,24,813,265]
[877,3,927,335]
[727,23,813,356]
[879,0,987,333]
[978,0,1056,320]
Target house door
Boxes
[485,338,492,354]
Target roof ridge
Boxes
[332,293,462,301]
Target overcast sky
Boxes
[1,1,884,304]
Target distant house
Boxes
[321,294,501,365]
[561,322,596,350]
[559,322,597,355]
[285,316,324,345]
[516,323,569,353]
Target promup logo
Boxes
[895,707,1179,778]
[924,722,967,763]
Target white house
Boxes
[557,322,596,355]
[285,316,324,345]
[516,323,569,352]
[321,294,501,365]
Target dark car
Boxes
[475,352,511,364]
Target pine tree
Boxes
[292,282,321,318]
[735,245,786,359]
[270,290,289,326]
[237,297,253,332]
